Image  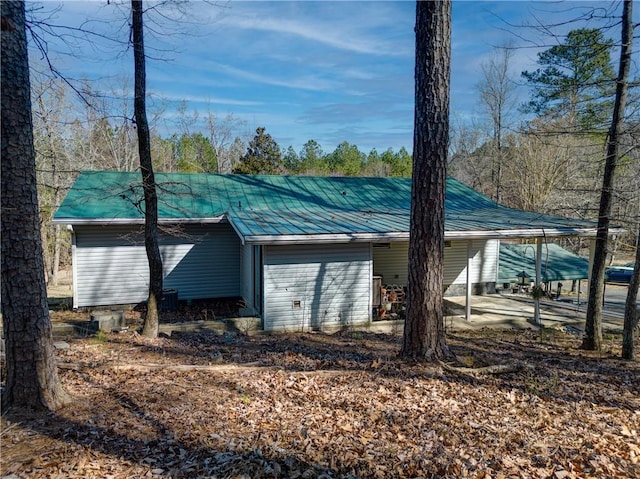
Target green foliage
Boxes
[326,141,365,176]
[93,329,108,344]
[384,147,413,177]
[522,28,615,130]
[298,139,328,174]
[232,127,284,175]
[171,133,217,173]
[282,145,299,173]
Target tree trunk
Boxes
[582,0,633,351]
[132,0,163,338]
[1,0,69,411]
[401,0,453,361]
[622,226,639,360]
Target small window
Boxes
[292,300,301,309]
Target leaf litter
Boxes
[1,327,639,478]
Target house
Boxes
[53,171,607,331]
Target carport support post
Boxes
[534,238,543,325]
[465,239,472,321]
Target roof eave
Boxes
[52,216,227,226]
[241,226,622,245]
[243,231,410,245]
[444,227,623,240]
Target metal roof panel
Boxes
[54,171,604,241]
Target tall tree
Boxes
[132,0,163,338]
[622,227,640,360]
[232,126,283,174]
[1,0,69,411]
[522,28,615,130]
[32,75,74,286]
[205,111,247,173]
[478,46,517,203]
[583,0,634,351]
[401,0,453,361]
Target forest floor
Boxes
[1,327,639,479]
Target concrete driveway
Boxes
[442,292,628,333]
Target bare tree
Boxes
[478,45,518,203]
[582,0,634,351]
[132,0,163,338]
[1,0,69,411]
[205,111,248,173]
[32,75,76,286]
[401,0,453,361]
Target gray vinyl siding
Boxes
[263,243,371,332]
[372,239,498,287]
[73,223,240,307]
[240,243,254,310]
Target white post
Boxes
[466,239,473,321]
[534,237,543,325]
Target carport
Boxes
[499,242,589,285]
[497,242,591,323]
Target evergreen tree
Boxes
[401,0,453,361]
[282,145,299,173]
[326,141,365,176]
[522,28,615,130]
[232,127,283,174]
[299,139,327,174]
[1,0,69,411]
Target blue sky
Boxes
[29,1,635,154]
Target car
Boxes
[605,266,634,283]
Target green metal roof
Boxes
[54,171,602,244]
[498,243,589,283]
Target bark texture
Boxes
[622,226,639,360]
[132,0,163,338]
[401,0,453,361]
[583,0,633,351]
[1,1,69,411]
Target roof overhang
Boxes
[238,226,625,245]
[52,216,227,226]
[54,215,624,245]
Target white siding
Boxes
[263,243,371,332]
[73,223,241,307]
[372,239,498,286]
[444,239,499,285]
[443,241,468,285]
[372,243,409,286]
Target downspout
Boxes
[68,225,78,310]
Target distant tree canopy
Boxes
[522,28,616,130]
[326,141,365,176]
[170,132,217,173]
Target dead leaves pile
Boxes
[1,329,639,478]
